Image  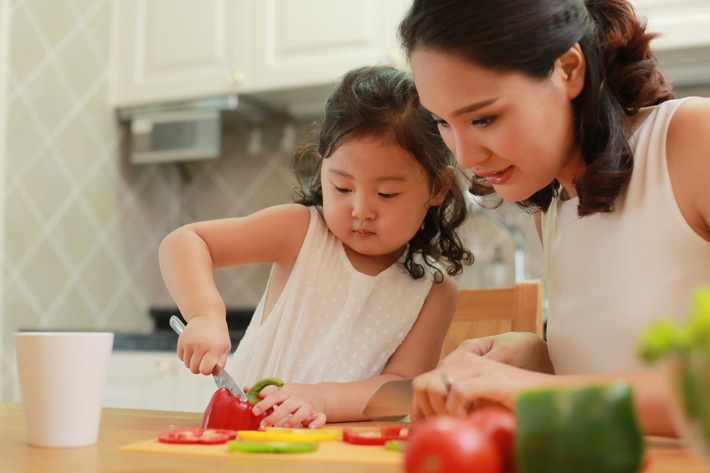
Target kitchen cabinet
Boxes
[111,0,410,109]
[631,0,710,86]
[111,0,254,107]
[103,351,219,412]
[632,0,710,50]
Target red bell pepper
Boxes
[201,377,283,431]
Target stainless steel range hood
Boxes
[116,94,276,164]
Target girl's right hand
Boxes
[176,314,231,375]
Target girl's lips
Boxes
[353,229,375,238]
[474,166,513,185]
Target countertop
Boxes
[1,403,709,473]
[112,330,245,351]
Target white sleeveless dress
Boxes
[229,206,436,385]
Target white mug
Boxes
[14,332,114,448]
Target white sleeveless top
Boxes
[229,206,435,385]
[542,98,710,374]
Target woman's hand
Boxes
[411,351,557,421]
[177,314,231,375]
[251,383,327,429]
[444,332,555,374]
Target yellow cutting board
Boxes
[120,430,403,466]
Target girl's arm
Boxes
[158,204,312,375]
[252,274,459,427]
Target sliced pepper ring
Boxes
[158,428,238,444]
[237,427,339,442]
[342,425,411,445]
[227,440,319,453]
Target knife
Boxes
[169,315,248,401]
[362,378,413,420]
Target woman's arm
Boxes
[252,274,459,427]
[666,97,710,242]
[158,204,312,374]
[411,352,677,436]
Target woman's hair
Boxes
[292,65,473,280]
[399,0,675,216]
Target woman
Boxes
[399,0,710,436]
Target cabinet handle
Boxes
[226,70,245,86]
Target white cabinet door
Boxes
[632,0,710,50]
[111,0,253,107]
[104,351,217,412]
[250,0,409,92]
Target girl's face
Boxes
[410,47,584,201]
[320,136,442,265]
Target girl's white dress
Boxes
[542,97,710,374]
[229,206,436,385]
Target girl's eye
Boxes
[472,116,495,128]
[333,185,350,194]
[379,192,398,199]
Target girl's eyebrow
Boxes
[327,167,408,182]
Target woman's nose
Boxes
[450,133,488,168]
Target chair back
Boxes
[440,279,544,360]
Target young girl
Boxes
[159,65,473,428]
[399,0,710,436]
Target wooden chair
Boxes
[440,279,545,360]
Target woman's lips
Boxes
[475,166,513,185]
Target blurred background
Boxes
[0,0,708,409]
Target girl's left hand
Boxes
[411,351,557,421]
[251,383,327,429]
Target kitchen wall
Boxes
[1,0,706,403]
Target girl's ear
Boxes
[556,43,585,100]
[430,165,455,206]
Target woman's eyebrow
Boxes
[452,98,498,117]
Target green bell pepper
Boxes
[515,381,645,473]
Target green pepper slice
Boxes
[227,440,318,453]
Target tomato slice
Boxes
[158,428,238,445]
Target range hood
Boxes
[116,94,278,164]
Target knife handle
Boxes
[169,315,185,335]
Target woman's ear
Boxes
[430,165,455,206]
[556,43,585,99]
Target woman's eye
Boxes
[472,116,495,128]
[433,119,449,128]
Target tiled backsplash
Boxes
[0,0,555,403]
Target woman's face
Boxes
[410,47,583,201]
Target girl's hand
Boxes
[411,352,557,421]
[252,384,327,429]
[444,332,555,374]
[176,314,231,375]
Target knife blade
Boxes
[169,315,248,401]
[362,378,413,420]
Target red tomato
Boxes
[404,416,502,473]
[158,428,238,444]
[468,406,517,473]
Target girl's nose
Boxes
[351,194,375,220]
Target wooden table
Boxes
[1,403,708,473]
